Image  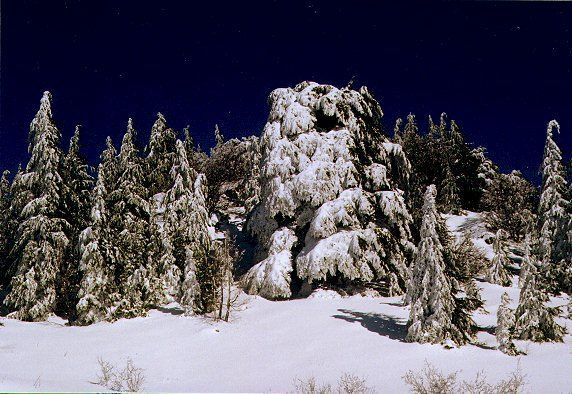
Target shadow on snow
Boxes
[332,308,408,342]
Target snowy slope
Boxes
[0,213,571,392]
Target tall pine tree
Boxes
[514,241,564,342]
[146,113,177,196]
[0,170,12,288]
[108,119,154,318]
[75,165,113,325]
[162,140,210,313]
[58,125,94,318]
[486,230,512,287]
[4,92,69,321]
[407,185,457,345]
[538,120,571,293]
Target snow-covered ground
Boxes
[0,213,571,392]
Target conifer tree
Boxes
[472,146,498,191]
[496,292,518,356]
[59,125,94,318]
[4,91,69,321]
[180,246,202,315]
[393,118,403,145]
[3,165,27,283]
[101,136,119,188]
[0,170,12,287]
[75,165,113,325]
[439,166,461,214]
[108,119,153,318]
[486,230,512,287]
[538,120,571,293]
[481,171,536,241]
[190,173,217,313]
[146,113,177,196]
[163,140,210,312]
[407,185,456,345]
[519,234,533,288]
[214,124,224,147]
[514,239,565,342]
[183,125,207,172]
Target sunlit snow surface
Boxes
[0,212,570,392]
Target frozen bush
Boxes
[403,362,527,394]
[293,373,373,394]
[95,357,145,392]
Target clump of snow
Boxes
[241,227,297,299]
[307,288,342,299]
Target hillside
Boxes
[1,213,570,393]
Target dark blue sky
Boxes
[1,1,570,183]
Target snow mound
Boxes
[307,288,342,299]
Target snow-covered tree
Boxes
[514,239,565,342]
[519,234,533,288]
[183,126,207,172]
[180,246,202,315]
[75,165,113,325]
[191,174,220,313]
[213,124,225,148]
[108,119,154,318]
[59,125,94,317]
[538,120,571,293]
[486,230,512,287]
[0,170,12,287]
[496,292,518,356]
[4,91,69,321]
[481,170,536,241]
[162,140,210,313]
[439,166,461,214]
[100,136,119,188]
[406,185,456,345]
[146,113,177,196]
[472,146,498,192]
[204,135,261,211]
[244,82,414,299]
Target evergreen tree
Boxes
[439,166,461,214]
[162,140,211,312]
[519,234,533,288]
[496,292,519,356]
[472,146,498,192]
[101,136,119,188]
[108,119,153,318]
[4,91,69,321]
[481,171,537,241]
[3,165,28,283]
[538,120,571,293]
[393,118,403,145]
[183,125,207,172]
[0,170,12,287]
[190,173,218,313]
[214,124,224,147]
[486,230,512,287]
[146,113,177,196]
[75,165,113,325]
[406,185,457,345]
[180,246,202,315]
[514,238,565,342]
[58,125,94,318]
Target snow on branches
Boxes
[244,82,414,299]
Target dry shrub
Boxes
[96,357,145,392]
[403,362,527,394]
[294,373,373,394]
